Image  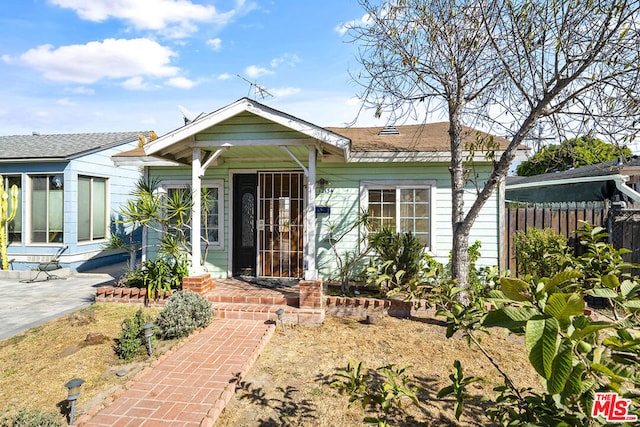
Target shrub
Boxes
[116,309,154,361]
[156,290,212,339]
[513,227,570,278]
[0,408,62,427]
[367,228,424,290]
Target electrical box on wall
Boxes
[315,206,331,214]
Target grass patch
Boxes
[0,303,173,423]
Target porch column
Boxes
[191,148,203,275]
[305,146,317,280]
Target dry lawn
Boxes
[0,303,541,426]
[217,315,541,426]
[0,303,171,423]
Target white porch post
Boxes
[305,145,317,280]
[191,148,203,275]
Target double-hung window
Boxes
[31,174,64,243]
[2,175,21,243]
[78,176,107,242]
[361,180,434,249]
[161,180,224,249]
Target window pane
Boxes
[78,177,91,241]
[93,179,106,239]
[31,176,47,242]
[202,187,219,243]
[241,193,255,248]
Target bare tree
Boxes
[349,0,640,294]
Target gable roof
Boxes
[0,131,148,162]
[136,98,350,166]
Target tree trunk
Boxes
[448,103,471,295]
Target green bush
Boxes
[513,227,571,278]
[367,228,424,290]
[156,290,213,339]
[116,309,154,361]
[0,408,62,427]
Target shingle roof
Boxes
[507,156,640,186]
[326,122,514,152]
[0,131,147,161]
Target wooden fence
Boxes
[502,202,610,275]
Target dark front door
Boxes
[233,174,257,276]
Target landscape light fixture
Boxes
[275,308,285,333]
[64,378,84,425]
[143,322,155,356]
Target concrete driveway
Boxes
[0,263,126,341]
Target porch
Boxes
[182,274,325,326]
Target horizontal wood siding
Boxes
[148,161,501,279]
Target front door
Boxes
[258,171,304,278]
[233,174,257,276]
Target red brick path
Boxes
[79,319,275,427]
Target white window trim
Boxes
[360,180,436,252]
[27,173,65,245]
[159,179,225,250]
[77,175,109,244]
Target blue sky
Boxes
[0,0,384,136]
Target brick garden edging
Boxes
[95,286,172,307]
[325,296,413,319]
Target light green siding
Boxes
[146,160,500,279]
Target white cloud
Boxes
[56,98,76,106]
[335,13,371,36]
[47,0,253,39]
[270,53,301,68]
[166,76,198,89]
[206,38,222,51]
[121,76,150,90]
[218,73,233,80]
[19,38,179,84]
[270,87,301,98]
[65,86,95,95]
[245,65,273,78]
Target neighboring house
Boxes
[114,98,527,281]
[0,132,147,272]
[506,156,640,206]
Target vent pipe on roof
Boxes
[378,125,399,136]
[32,132,40,136]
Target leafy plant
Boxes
[325,211,373,295]
[0,408,62,427]
[513,227,571,279]
[332,361,419,427]
[437,360,482,420]
[155,290,212,339]
[438,223,640,425]
[116,309,155,361]
[366,228,424,292]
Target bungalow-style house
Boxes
[114,98,527,281]
[0,132,147,272]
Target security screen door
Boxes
[257,171,304,278]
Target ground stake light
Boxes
[275,308,285,332]
[64,378,84,425]
[143,322,154,356]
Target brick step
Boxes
[207,294,298,306]
[211,302,289,322]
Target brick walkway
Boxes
[79,318,275,427]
